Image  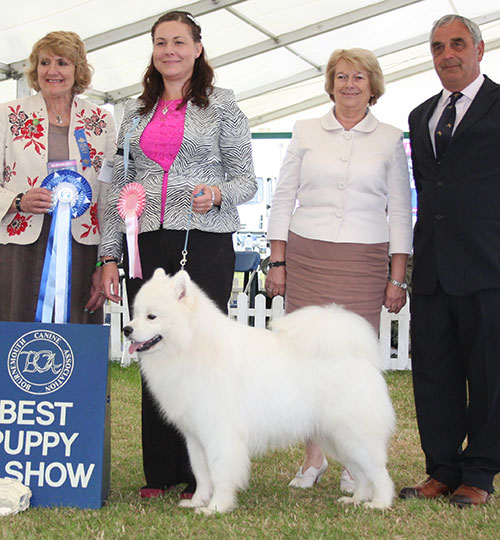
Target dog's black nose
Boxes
[123,326,133,337]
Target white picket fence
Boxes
[106,288,411,370]
[379,299,411,370]
[103,279,138,366]
[228,293,410,371]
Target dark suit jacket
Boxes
[409,75,500,295]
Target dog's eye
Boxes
[147,314,157,320]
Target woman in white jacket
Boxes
[265,48,412,493]
[0,31,115,322]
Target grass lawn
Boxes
[1,364,499,540]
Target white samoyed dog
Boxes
[124,269,395,515]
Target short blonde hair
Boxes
[324,48,385,106]
[27,31,93,94]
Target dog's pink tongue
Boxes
[129,341,145,354]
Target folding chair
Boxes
[234,251,261,306]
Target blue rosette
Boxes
[36,170,92,324]
[41,169,92,217]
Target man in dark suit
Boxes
[399,14,500,507]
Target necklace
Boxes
[56,115,63,124]
[161,97,182,116]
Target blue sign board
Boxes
[0,322,110,509]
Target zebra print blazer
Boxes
[99,87,256,259]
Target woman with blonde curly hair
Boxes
[0,31,115,323]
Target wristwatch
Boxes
[388,278,408,290]
[15,193,24,212]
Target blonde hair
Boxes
[27,31,93,94]
[324,48,384,106]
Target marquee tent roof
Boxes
[2,0,500,131]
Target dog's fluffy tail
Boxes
[270,303,382,368]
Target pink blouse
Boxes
[140,99,187,223]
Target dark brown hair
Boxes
[139,11,214,115]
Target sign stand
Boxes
[0,322,110,509]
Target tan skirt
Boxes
[0,217,102,324]
[285,232,389,332]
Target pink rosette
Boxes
[118,183,146,279]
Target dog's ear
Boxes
[152,268,166,279]
[173,270,191,300]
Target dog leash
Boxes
[180,190,204,270]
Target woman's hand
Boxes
[84,267,106,313]
[101,263,122,304]
[265,266,286,298]
[265,240,287,298]
[15,187,53,214]
[384,253,409,313]
[192,184,221,214]
[383,281,407,313]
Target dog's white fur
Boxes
[125,269,395,515]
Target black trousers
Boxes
[410,283,500,493]
[124,229,235,489]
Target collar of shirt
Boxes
[322,107,379,133]
[439,72,484,109]
[428,73,484,151]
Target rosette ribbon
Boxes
[36,170,91,323]
[118,183,146,278]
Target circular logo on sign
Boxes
[7,330,74,395]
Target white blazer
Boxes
[267,108,412,255]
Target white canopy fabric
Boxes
[1,0,500,132]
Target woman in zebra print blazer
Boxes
[99,11,256,499]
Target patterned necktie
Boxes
[434,92,463,159]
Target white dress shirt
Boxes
[428,73,484,155]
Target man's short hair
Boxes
[430,14,483,46]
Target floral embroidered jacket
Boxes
[0,92,116,245]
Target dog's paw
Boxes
[194,499,236,515]
[195,506,218,516]
[338,495,361,506]
[363,499,392,510]
[179,499,204,509]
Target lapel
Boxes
[416,92,441,158]
[137,102,156,134]
[452,76,498,142]
[131,100,163,172]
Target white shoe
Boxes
[288,457,328,488]
[339,467,355,494]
